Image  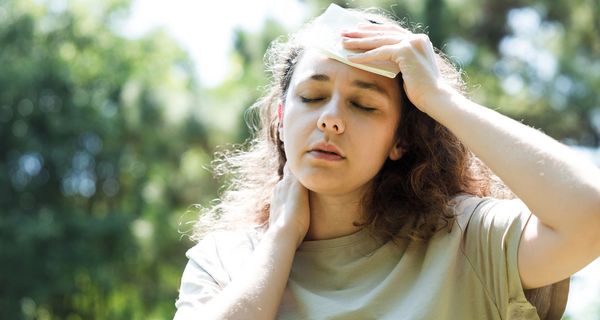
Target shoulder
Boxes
[186,227,263,284]
[449,193,531,232]
[188,228,262,258]
[448,194,541,318]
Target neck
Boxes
[305,187,367,241]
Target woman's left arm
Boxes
[343,24,600,289]
[421,90,600,289]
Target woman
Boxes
[174,5,600,319]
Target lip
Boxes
[308,142,345,160]
[308,150,345,161]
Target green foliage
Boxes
[208,18,289,144]
[1,0,598,319]
[0,0,217,318]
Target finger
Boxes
[342,34,404,51]
[347,43,409,65]
[283,163,292,178]
[404,34,440,73]
[346,33,434,61]
[276,164,291,187]
[407,33,434,54]
[340,29,406,39]
[354,22,411,34]
[349,44,438,78]
[281,164,300,188]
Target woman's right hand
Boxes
[269,165,310,248]
[193,166,309,319]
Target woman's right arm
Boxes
[202,226,299,319]
[201,168,310,319]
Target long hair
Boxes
[192,8,512,242]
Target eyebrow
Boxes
[302,74,390,97]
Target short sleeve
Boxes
[173,229,261,319]
[173,235,224,319]
[458,197,539,319]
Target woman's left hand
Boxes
[341,23,456,111]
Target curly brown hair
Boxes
[192,7,512,242]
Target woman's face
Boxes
[282,49,403,195]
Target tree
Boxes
[0,0,216,318]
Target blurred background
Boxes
[1,0,598,319]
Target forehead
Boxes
[290,49,401,97]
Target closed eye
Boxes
[300,96,325,103]
[351,102,376,112]
[300,96,376,112]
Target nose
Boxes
[317,99,345,134]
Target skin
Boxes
[281,49,404,241]
[203,23,600,319]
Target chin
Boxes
[290,163,368,195]
[297,175,353,195]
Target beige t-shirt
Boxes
[174,195,539,319]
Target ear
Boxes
[277,101,284,123]
[277,101,284,141]
[388,140,405,161]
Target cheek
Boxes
[357,136,391,164]
[282,124,306,179]
[282,105,313,141]
[282,115,306,156]
[356,122,398,158]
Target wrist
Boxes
[267,223,305,248]
[418,82,464,115]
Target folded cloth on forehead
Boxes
[302,3,401,78]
